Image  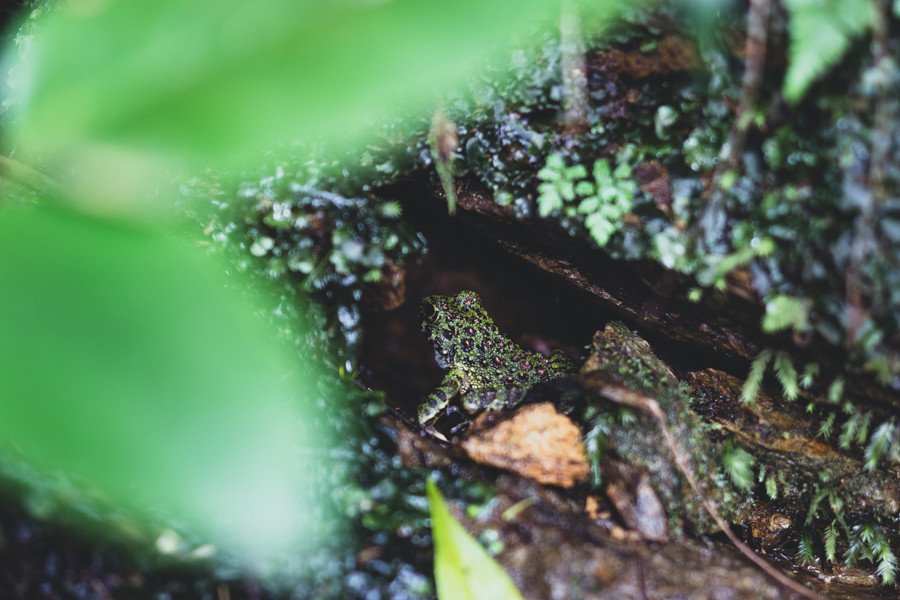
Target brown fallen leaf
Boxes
[460,402,589,488]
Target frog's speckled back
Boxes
[417,291,574,424]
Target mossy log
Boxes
[448,184,898,416]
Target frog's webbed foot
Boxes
[461,386,526,413]
[418,368,465,425]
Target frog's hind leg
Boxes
[461,386,525,413]
[419,368,465,425]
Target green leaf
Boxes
[612,161,632,179]
[8,0,622,178]
[762,294,810,333]
[574,180,596,196]
[426,479,524,600]
[585,212,615,246]
[537,186,562,217]
[537,167,560,182]
[0,203,333,562]
[592,159,612,183]
[567,164,588,180]
[783,0,876,103]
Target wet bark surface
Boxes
[451,185,898,415]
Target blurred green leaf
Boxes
[7,0,588,172]
[782,0,875,103]
[762,294,810,333]
[426,479,524,600]
[0,202,332,562]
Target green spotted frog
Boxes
[417,291,575,425]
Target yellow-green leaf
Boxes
[7,0,608,170]
[783,0,876,103]
[426,479,524,600]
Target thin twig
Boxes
[560,0,589,135]
[587,375,825,600]
[868,0,892,197]
[720,0,771,171]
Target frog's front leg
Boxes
[461,386,525,413]
[419,368,465,425]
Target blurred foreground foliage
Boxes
[0,0,898,597]
[0,0,623,596]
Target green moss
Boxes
[579,323,753,537]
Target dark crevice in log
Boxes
[442,183,898,414]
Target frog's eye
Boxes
[420,302,438,323]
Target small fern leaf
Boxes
[838,412,860,450]
[855,411,871,445]
[762,294,810,332]
[721,441,755,490]
[774,351,799,401]
[765,475,778,500]
[865,421,895,471]
[824,521,839,562]
[800,362,819,389]
[818,412,836,438]
[828,377,844,404]
[805,487,827,526]
[742,349,772,404]
[798,533,816,564]
[876,542,897,585]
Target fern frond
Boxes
[839,412,861,449]
[721,441,755,490]
[773,351,799,401]
[800,362,819,389]
[876,540,897,585]
[742,349,772,404]
[805,487,828,526]
[765,475,778,500]
[762,295,810,332]
[824,520,839,562]
[860,525,875,545]
[798,533,816,564]
[865,421,896,471]
[782,0,876,102]
[855,411,871,446]
[827,377,844,404]
[818,412,836,438]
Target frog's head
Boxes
[420,291,491,368]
